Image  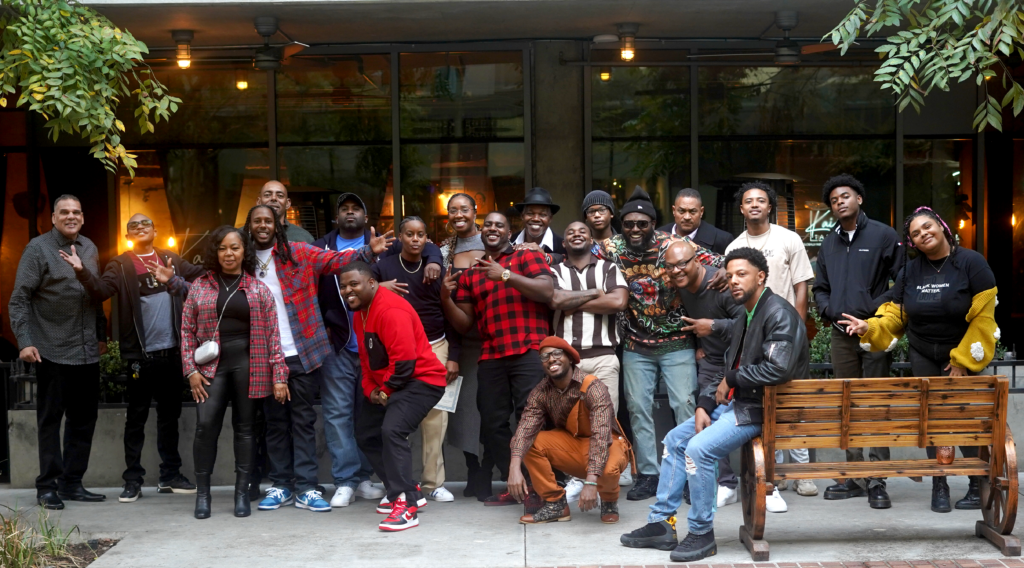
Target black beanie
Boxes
[619,186,657,220]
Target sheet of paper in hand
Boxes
[433,376,464,413]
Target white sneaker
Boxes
[427,487,454,502]
[355,480,385,500]
[766,487,788,513]
[330,486,354,508]
[795,479,819,496]
[564,478,584,503]
[716,485,739,508]
[619,463,633,487]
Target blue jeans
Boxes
[623,348,697,476]
[320,348,374,488]
[648,403,762,535]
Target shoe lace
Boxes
[303,490,323,503]
[265,487,287,501]
[386,499,409,521]
[680,532,704,548]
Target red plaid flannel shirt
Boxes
[453,245,552,361]
[180,272,288,398]
[269,242,372,373]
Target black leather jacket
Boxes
[696,288,809,426]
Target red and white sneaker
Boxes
[378,498,419,532]
[376,486,427,514]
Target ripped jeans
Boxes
[623,348,697,476]
[648,402,762,536]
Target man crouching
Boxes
[620,247,808,562]
[507,337,632,524]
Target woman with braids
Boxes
[179,225,287,519]
[241,204,394,514]
[839,206,1000,514]
[437,193,496,499]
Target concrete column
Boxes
[530,40,585,234]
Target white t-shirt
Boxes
[255,248,298,357]
[725,224,815,309]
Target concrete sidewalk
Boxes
[0,477,1019,568]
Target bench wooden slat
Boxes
[840,380,851,450]
[774,457,990,480]
[775,419,994,438]
[774,404,996,423]
[929,391,997,404]
[774,432,993,450]
[774,376,999,394]
[919,378,930,448]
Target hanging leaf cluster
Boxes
[828,0,1024,132]
[0,0,180,175]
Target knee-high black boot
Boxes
[194,473,211,519]
[235,472,251,517]
[234,427,254,518]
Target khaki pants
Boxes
[420,338,450,492]
[523,428,628,502]
[578,354,620,412]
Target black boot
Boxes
[235,472,251,517]
[464,452,480,498]
[955,476,982,510]
[931,476,951,513]
[194,474,211,519]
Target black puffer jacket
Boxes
[697,288,809,426]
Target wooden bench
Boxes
[738,376,1019,560]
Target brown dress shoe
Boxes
[519,496,571,524]
[601,500,619,523]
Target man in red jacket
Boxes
[339,261,447,532]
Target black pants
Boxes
[264,356,321,493]
[123,350,185,484]
[36,359,100,494]
[356,380,445,503]
[476,350,544,479]
[910,342,981,462]
[193,338,256,478]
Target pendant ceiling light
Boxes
[617,23,639,62]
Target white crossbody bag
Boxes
[194,279,241,366]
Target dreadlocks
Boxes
[243,204,294,266]
[895,206,958,323]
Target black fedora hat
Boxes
[514,186,560,215]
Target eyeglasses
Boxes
[539,349,565,362]
[585,206,610,217]
[127,219,153,230]
[665,256,695,272]
[622,220,651,230]
[448,207,474,215]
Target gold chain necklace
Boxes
[744,224,772,252]
[256,251,273,278]
[400,256,423,274]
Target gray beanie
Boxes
[582,190,615,215]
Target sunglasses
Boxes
[665,256,695,272]
[622,220,651,230]
[540,349,565,362]
[127,219,153,230]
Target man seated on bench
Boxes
[620,247,809,563]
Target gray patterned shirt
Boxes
[9,228,106,365]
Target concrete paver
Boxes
[0,477,1018,568]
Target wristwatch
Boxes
[709,320,716,333]
[501,269,512,282]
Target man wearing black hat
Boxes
[582,190,618,246]
[812,174,902,507]
[513,187,567,265]
[311,192,443,508]
[657,188,733,255]
[598,187,725,502]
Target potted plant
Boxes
[98,340,129,403]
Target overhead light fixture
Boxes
[617,23,639,62]
[235,69,249,90]
[167,236,176,248]
[599,67,612,82]
[959,219,966,230]
[172,30,193,69]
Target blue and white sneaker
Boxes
[258,487,293,510]
[295,489,331,512]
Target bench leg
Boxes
[740,525,770,561]
[976,521,1021,556]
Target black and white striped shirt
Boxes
[550,255,626,358]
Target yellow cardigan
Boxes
[859,287,999,373]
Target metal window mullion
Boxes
[392,49,402,221]
[895,101,903,227]
[524,44,533,191]
[268,69,278,180]
[582,42,591,194]
[690,49,699,189]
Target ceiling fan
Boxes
[689,11,844,65]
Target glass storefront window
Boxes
[591,140,688,225]
[117,67,269,146]
[399,52,524,140]
[277,55,391,144]
[592,66,689,139]
[699,66,894,136]
[1012,140,1024,322]
[116,148,271,262]
[401,142,524,241]
[699,139,896,262]
[903,139,975,249]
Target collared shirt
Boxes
[9,228,106,365]
[549,254,626,358]
[513,226,556,251]
[511,367,622,476]
[598,231,723,355]
[672,224,699,241]
[452,245,551,361]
